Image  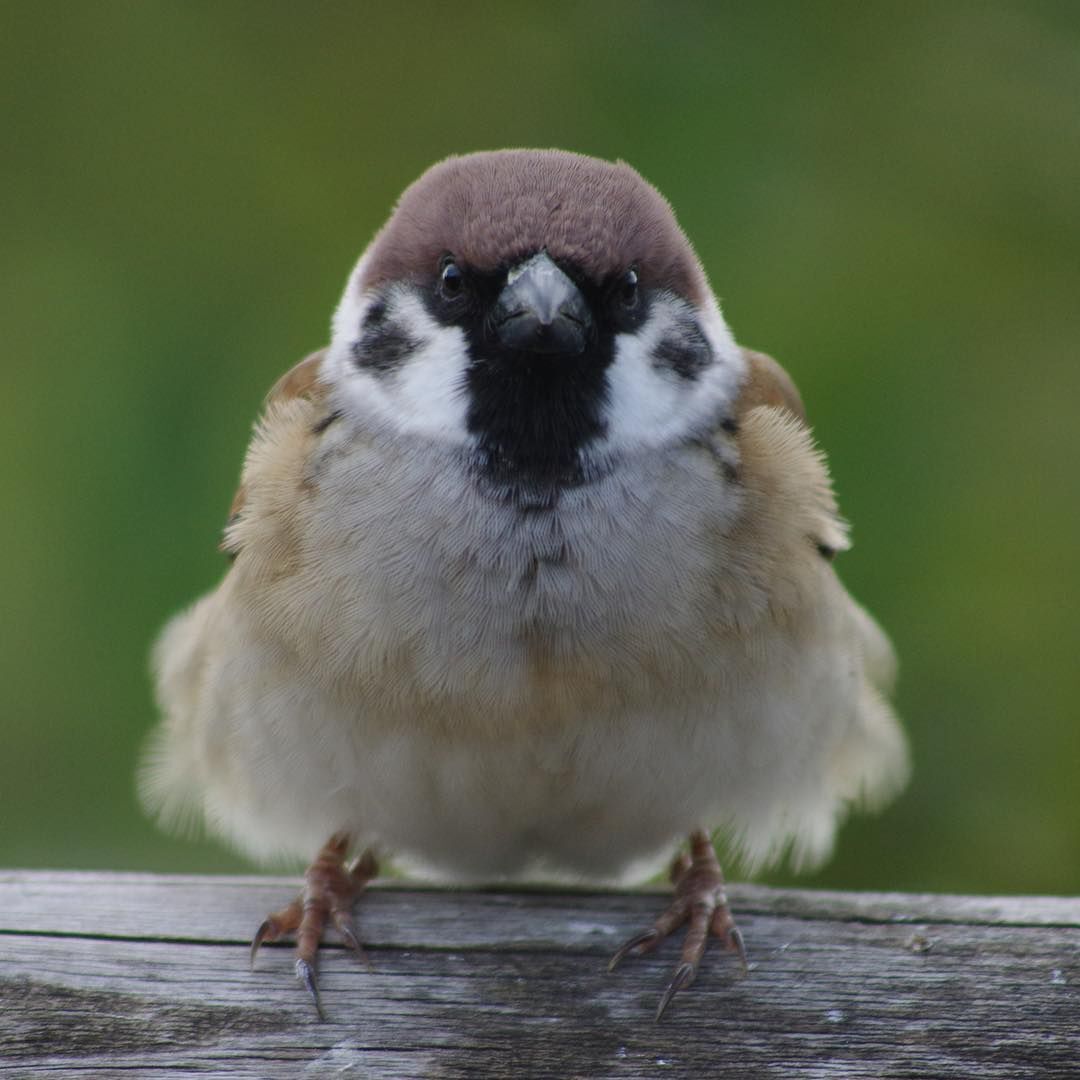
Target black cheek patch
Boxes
[350,301,423,374]
[653,318,712,380]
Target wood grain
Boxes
[2,871,1078,1078]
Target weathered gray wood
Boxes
[2,871,1078,1078]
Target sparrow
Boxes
[141,149,907,1020]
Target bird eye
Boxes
[439,257,464,298]
[618,267,639,307]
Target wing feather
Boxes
[731,348,848,559]
[220,349,329,556]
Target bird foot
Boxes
[609,829,748,1020]
[250,833,378,1019]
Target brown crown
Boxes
[357,149,708,304]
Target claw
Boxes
[608,829,746,1019]
[250,919,272,969]
[295,957,325,1021]
[608,928,660,972]
[249,835,379,1020]
[250,900,302,970]
[729,925,749,973]
[656,961,696,1022]
[332,910,374,972]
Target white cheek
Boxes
[603,329,687,450]
[326,283,472,446]
[386,327,471,443]
[329,246,375,349]
[601,298,746,452]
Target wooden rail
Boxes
[3,871,1078,1077]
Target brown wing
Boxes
[220,349,329,556]
[731,347,848,560]
[734,348,806,426]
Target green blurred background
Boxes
[3,2,1078,894]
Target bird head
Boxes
[324,150,745,496]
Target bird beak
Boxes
[492,252,592,356]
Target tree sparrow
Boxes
[141,149,907,1020]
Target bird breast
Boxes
[232,426,748,730]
